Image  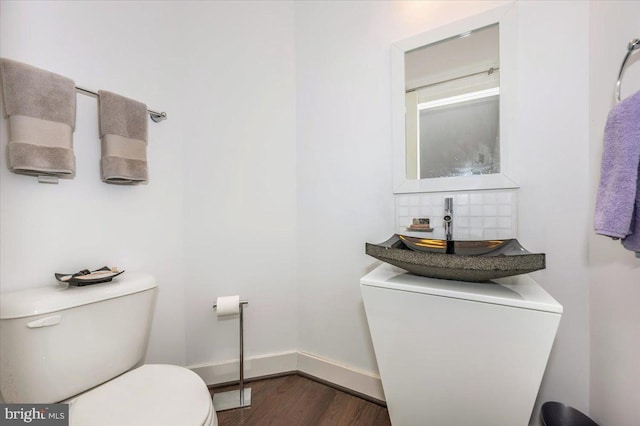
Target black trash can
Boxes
[541,402,599,426]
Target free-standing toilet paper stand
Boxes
[212,299,251,411]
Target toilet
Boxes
[0,272,217,426]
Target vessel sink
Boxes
[365,234,545,282]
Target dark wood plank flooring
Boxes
[210,374,391,426]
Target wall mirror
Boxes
[392,4,519,193]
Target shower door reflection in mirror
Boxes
[405,24,499,180]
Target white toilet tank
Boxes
[0,273,158,403]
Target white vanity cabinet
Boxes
[361,264,562,426]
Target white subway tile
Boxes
[456,229,471,239]
[497,192,512,204]
[498,217,512,229]
[483,205,498,216]
[428,194,441,205]
[456,193,469,205]
[470,205,483,216]
[457,205,470,216]
[395,190,518,241]
[498,229,516,239]
[483,193,498,204]
[457,217,470,227]
[470,193,483,204]
[498,205,512,217]
[469,229,484,239]
[483,229,499,239]
[484,217,498,228]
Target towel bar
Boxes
[615,38,640,103]
[75,86,167,122]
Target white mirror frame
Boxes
[392,4,519,193]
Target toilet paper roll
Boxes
[216,295,240,316]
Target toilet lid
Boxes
[69,364,212,426]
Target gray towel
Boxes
[0,58,76,176]
[98,90,148,184]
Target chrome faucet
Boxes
[443,197,453,240]
[443,197,454,254]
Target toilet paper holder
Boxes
[211,299,251,411]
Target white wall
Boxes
[180,1,298,366]
[294,0,509,381]
[516,1,591,420]
[0,0,298,371]
[0,0,188,365]
[588,2,640,426]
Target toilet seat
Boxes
[68,364,217,426]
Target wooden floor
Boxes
[210,374,391,426]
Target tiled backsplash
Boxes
[395,190,518,240]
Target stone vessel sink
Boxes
[365,234,545,283]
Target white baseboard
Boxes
[188,350,385,402]
[189,350,298,385]
[297,352,385,402]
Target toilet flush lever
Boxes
[26,315,62,328]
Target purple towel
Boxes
[594,90,640,254]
